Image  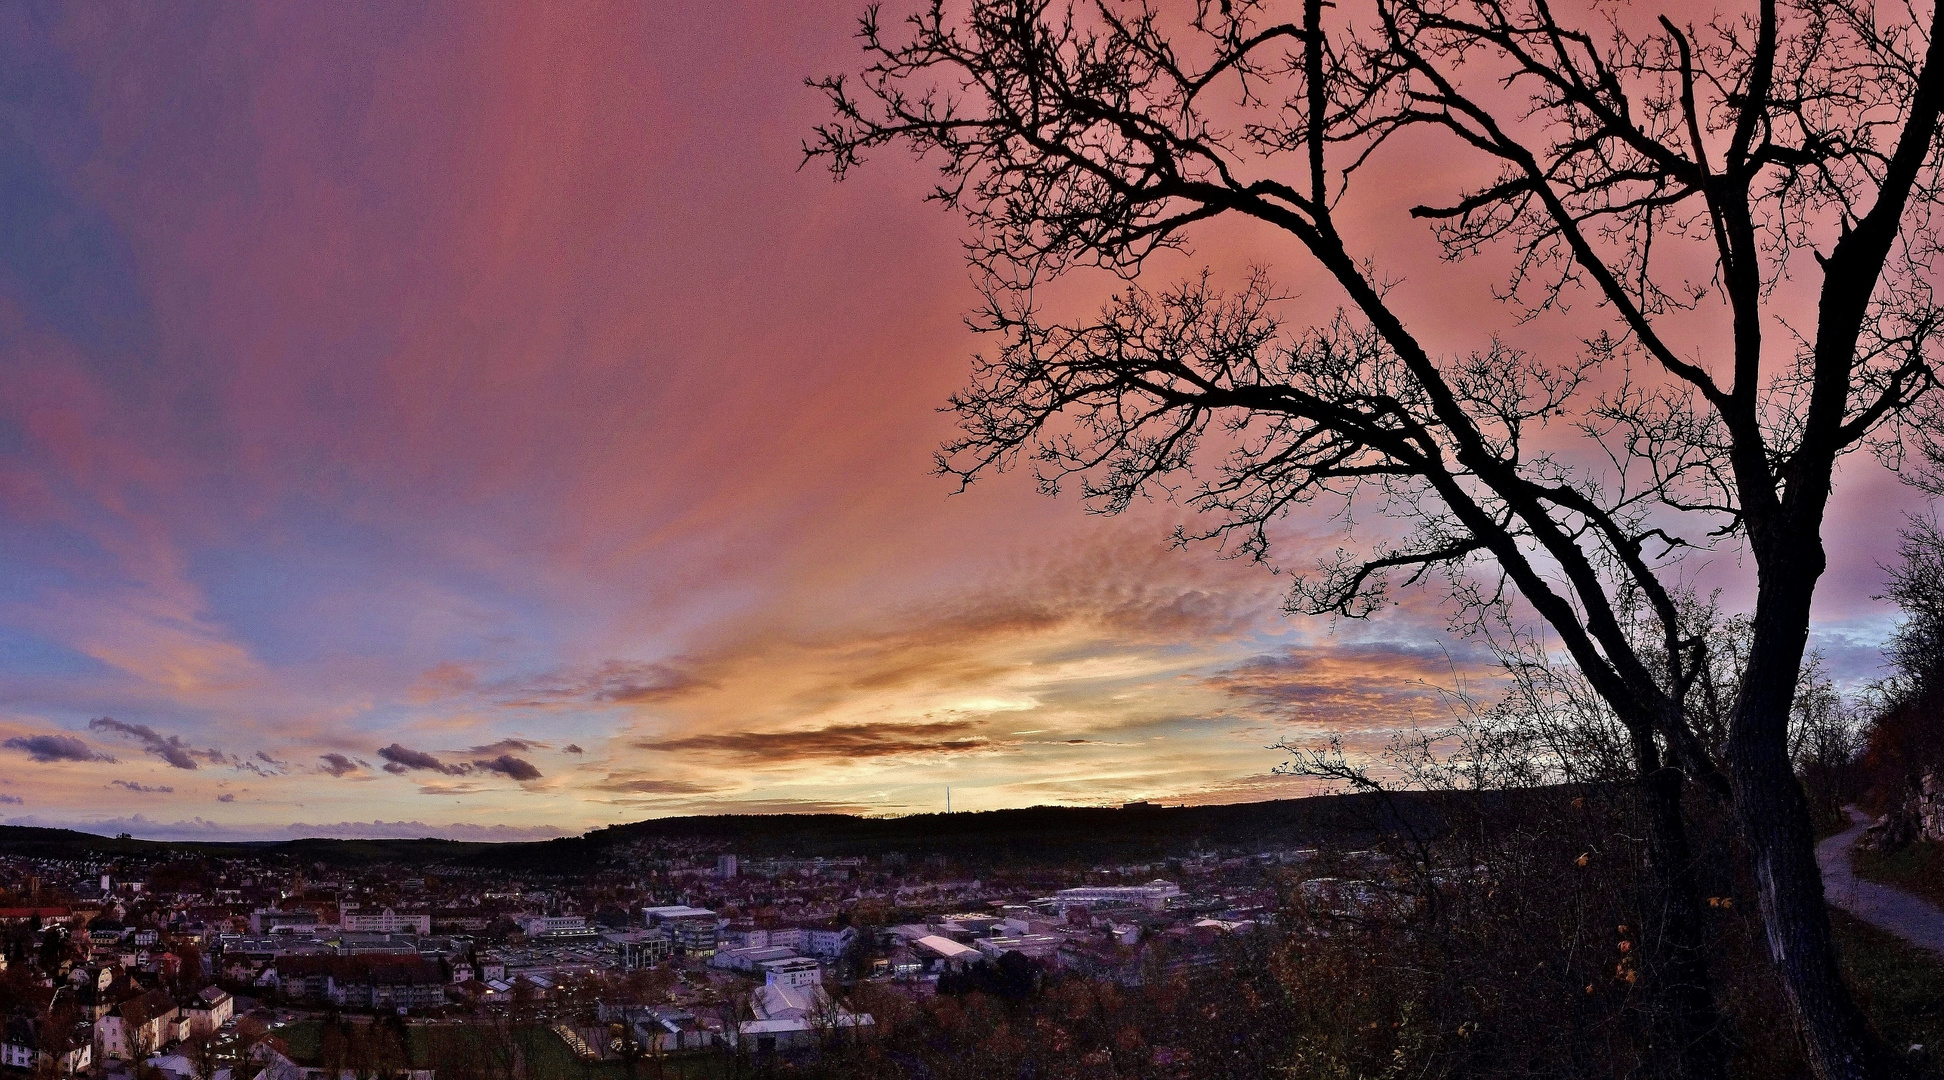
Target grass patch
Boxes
[277,1020,319,1062]
[1834,909,1944,1075]
[1852,840,1944,910]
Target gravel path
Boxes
[1815,806,1944,954]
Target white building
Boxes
[976,934,1065,960]
[711,945,799,973]
[912,935,981,971]
[249,909,320,934]
[2,1017,91,1075]
[643,907,719,957]
[750,981,819,1022]
[96,989,177,1060]
[518,914,593,939]
[761,957,822,989]
[735,1014,875,1052]
[477,953,507,982]
[716,854,739,878]
[803,926,858,958]
[609,929,673,970]
[737,980,875,1053]
[184,986,233,1037]
[641,905,716,924]
[1051,880,1182,912]
[340,907,431,934]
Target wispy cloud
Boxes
[1203,641,1483,729]
[466,738,540,755]
[589,775,719,795]
[494,660,715,708]
[417,781,487,796]
[640,720,990,762]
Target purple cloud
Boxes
[467,738,537,755]
[89,718,199,770]
[4,733,115,764]
[317,753,364,777]
[376,743,464,775]
[472,754,542,781]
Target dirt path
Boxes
[1816,807,1944,954]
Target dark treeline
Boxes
[1852,514,1944,833]
[465,791,1466,874]
[0,792,1456,872]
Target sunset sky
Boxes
[0,1,1926,841]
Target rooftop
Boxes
[913,935,982,960]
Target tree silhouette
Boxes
[811,1,1944,1075]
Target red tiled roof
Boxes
[0,907,70,920]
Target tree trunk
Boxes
[1730,567,1897,1079]
[1637,760,1728,1079]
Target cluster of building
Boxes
[0,829,1370,1075]
[0,906,235,1076]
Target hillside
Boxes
[0,826,493,867]
[0,789,1508,873]
[451,789,1464,874]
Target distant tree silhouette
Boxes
[1860,512,1944,814]
[938,953,1043,1000]
[811,1,1944,1075]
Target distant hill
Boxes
[0,825,185,860]
[0,825,494,867]
[450,790,1462,875]
[0,789,1511,873]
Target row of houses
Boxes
[270,955,450,1010]
[0,985,233,1075]
[0,1016,91,1075]
[598,954,874,1056]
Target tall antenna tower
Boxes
[947,786,952,813]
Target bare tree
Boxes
[1789,651,1865,825]
[1860,507,1944,829]
[1884,513,1944,691]
[181,1031,221,1080]
[810,0,1944,1076]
